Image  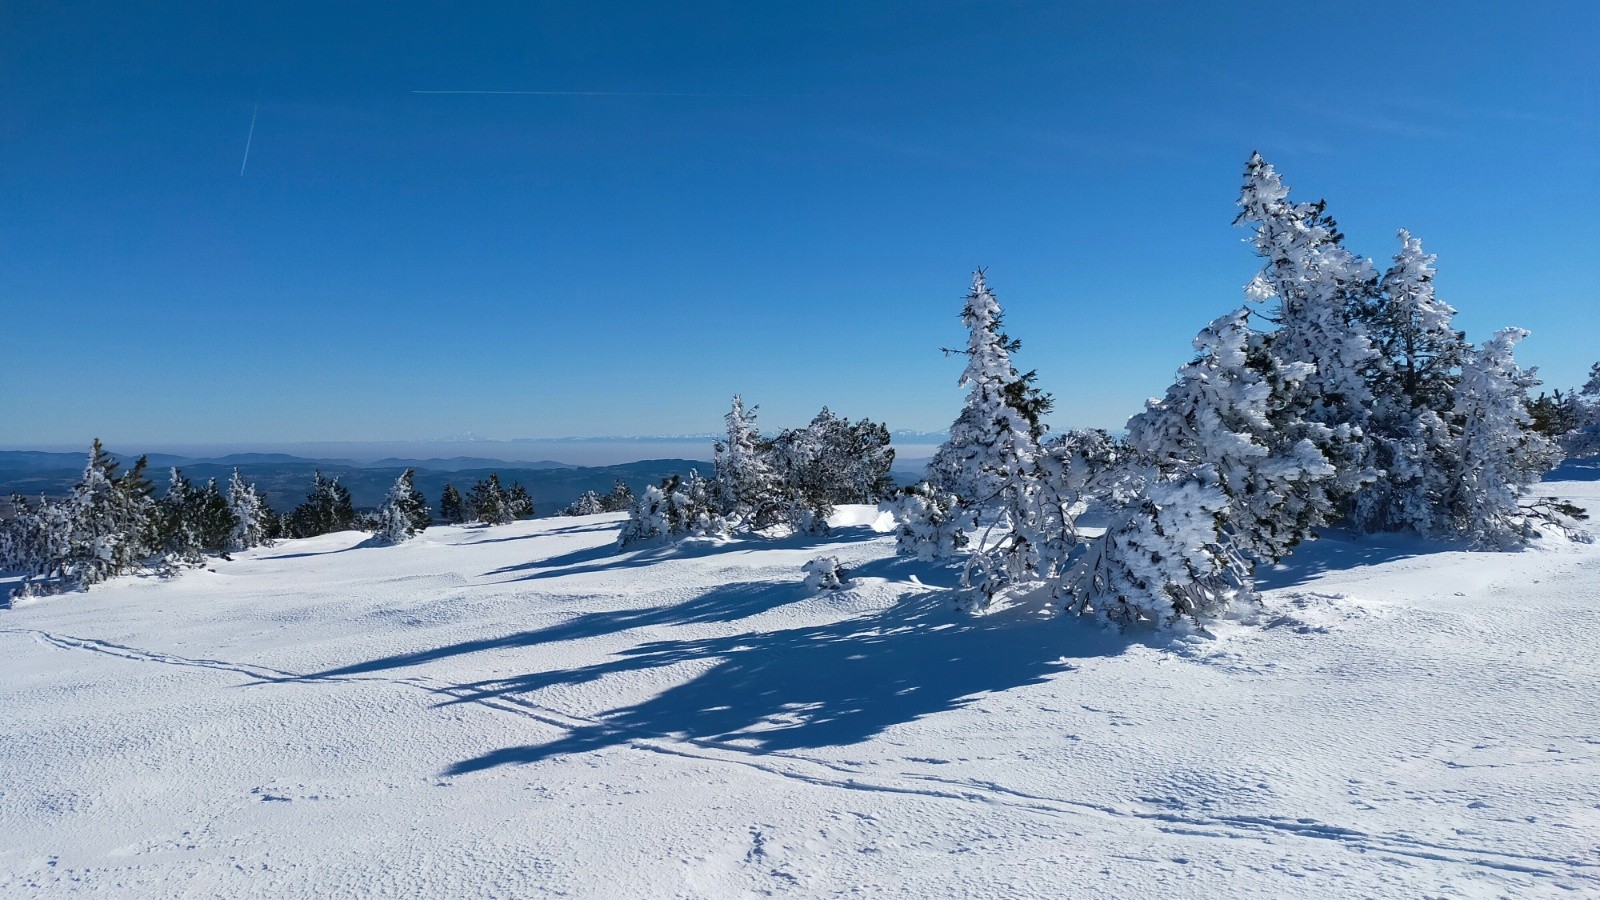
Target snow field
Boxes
[3,482,1599,897]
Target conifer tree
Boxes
[1064,308,1337,624]
[914,271,1051,605]
[1236,153,1380,502]
[225,468,273,552]
[193,478,238,554]
[157,468,204,560]
[507,482,535,519]
[439,483,466,524]
[563,491,606,516]
[376,469,430,543]
[1349,230,1471,534]
[1125,307,1337,566]
[713,395,781,529]
[289,471,355,537]
[1447,328,1561,547]
[468,474,514,525]
[602,480,635,512]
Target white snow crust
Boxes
[3,482,1599,897]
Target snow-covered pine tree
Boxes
[602,480,635,512]
[1236,153,1380,504]
[225,469,273,552]
[1349,230,1471,534]
[51,441,158,589]
[289,471,355,537]
[891,481,968,559]
[926,270,1046,507]
[1068,477,1243,627]
[1562,362,1600,458]
[157,468,203,560]
[562,491,606,516]
[193,478,238,554]
[1447,328,1562,547]
[468,474,514,525]
[3,494,73,593]
[617,485,669,547]
[507,482,534,519]
[375,468,430,544]
[713,395,781,529]
[915,270,1050,605]
[1,495,58,580]
[1069,308,1337,623]
[770,408,897,514]
[439,484,466,524]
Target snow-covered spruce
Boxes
[768,407,897,534]
[562,491,606,517]
[226,468,273,553]
[1448,328,1562,548]
[713,395,783,531]
[1557,362,1600,458]
[1236,153,1380,504]
[912,270,1055,606]
[289,472,355,538]
[1349,230,1471,535]
[801,556,848,592]
[1060,308,1335,625]
[1067,477,1244,627]
[466,474,517,525]
[375,469,431,544]
[891,482,968,559]
[617,471,727,548]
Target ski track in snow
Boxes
[6,616,1598,890]
[4,484,1599,897]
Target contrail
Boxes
[240,101,259,176]
[411,90,735,97]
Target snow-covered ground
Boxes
[3,478,1598,898]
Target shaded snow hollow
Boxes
[3,480,1599,897]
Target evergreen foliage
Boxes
[1348,230,1472,534]
[602,480,636,512]
[289,471,355,538]
[507,482,535,519]
[562,491,607,516]
[375,469,431,544]
[439,484,466,524]
[1447,328,1562,547]
[713,395,783,530]
[226,469,273,553]
[467,474,515,525]
[1237,152,1380,503]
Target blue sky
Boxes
[3,1,1596,449]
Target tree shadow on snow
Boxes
[442,584,1127,776]
[480,524,886,584]
[282,579,816,682]
[1546,457,1600,482]
[1254,529,1465,591]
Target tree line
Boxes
[617,153,1599,629]
[0,455,543,597]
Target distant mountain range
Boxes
[0,441,937,515]
[0,451,696,514]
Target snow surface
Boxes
[3,481,1599,897]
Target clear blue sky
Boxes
[3,2,1596,448]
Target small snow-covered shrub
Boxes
[891,482,968,559]
[802,556,848,592]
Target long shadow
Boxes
[444,589,1128,775]
[460,522,617,547]
[1255,529,1464,591]
[285,579,811,682]
[255,545,365,561]
[1546,457,1600,482]
[484,524,887,584]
